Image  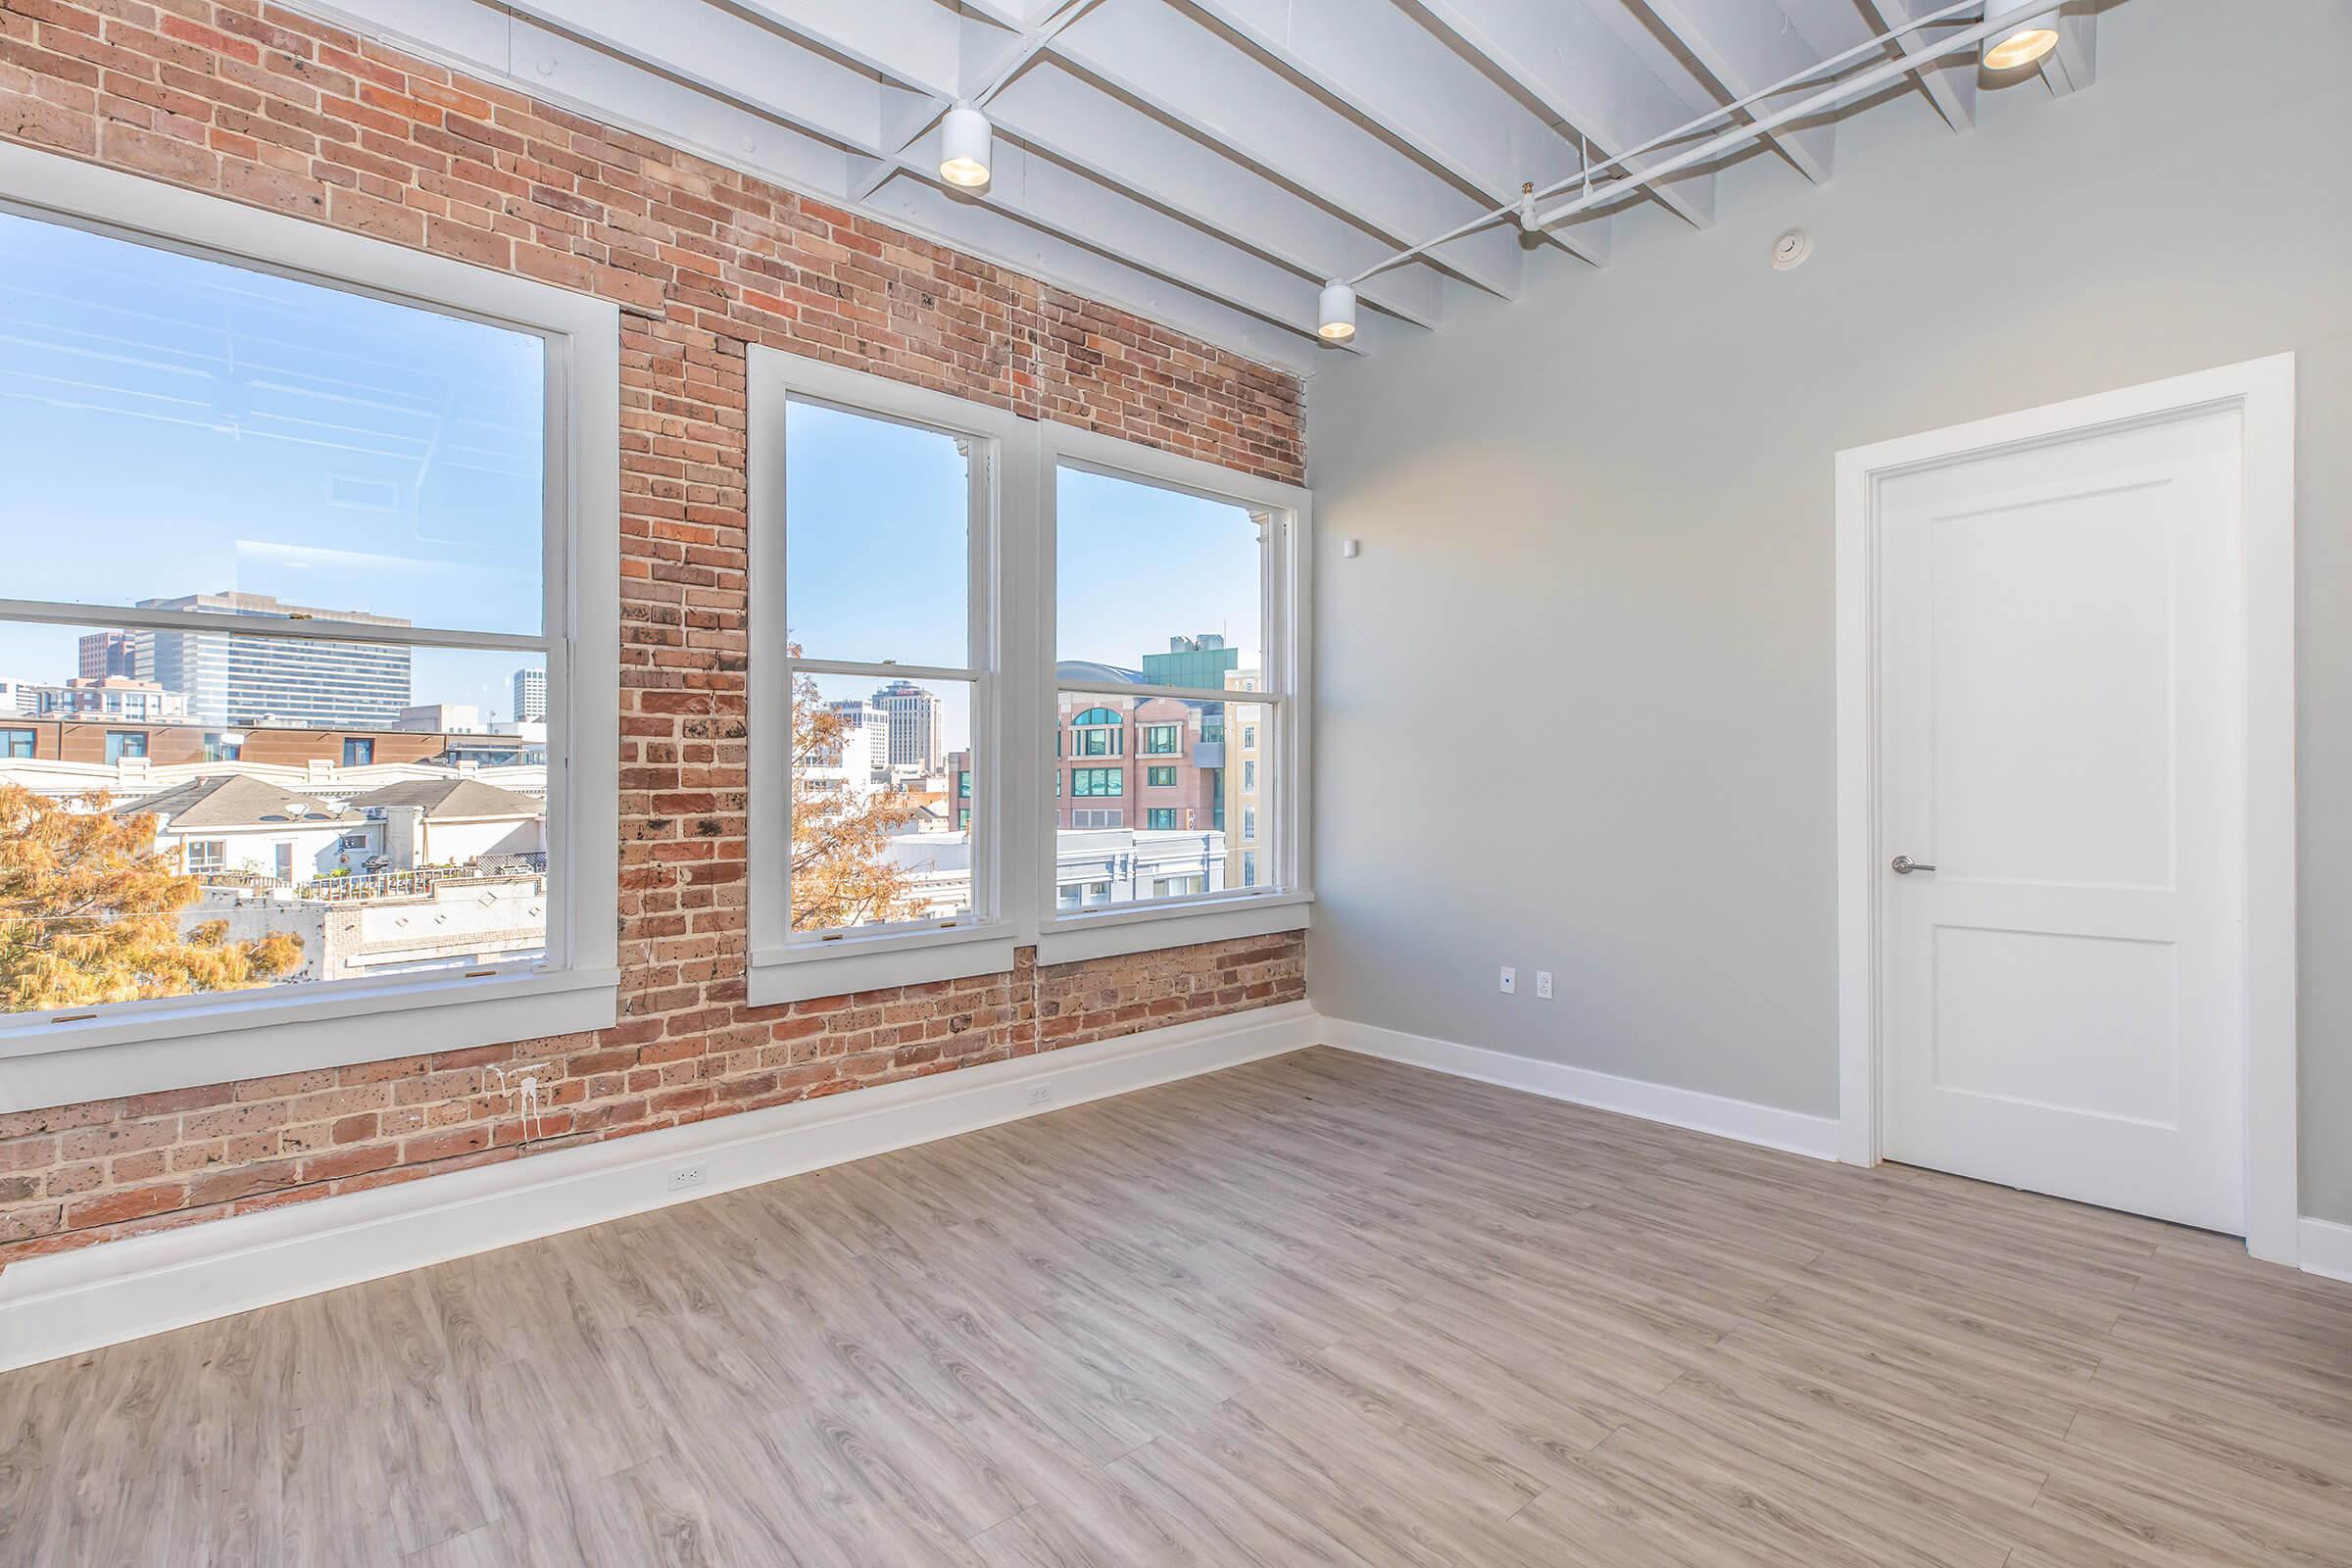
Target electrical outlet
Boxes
[1498,966,1516,996]
[1025,1084,1054,1107]
[667,1164,707,1192]
[1536,970,1554,1000]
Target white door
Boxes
[1877,408,2247,1233]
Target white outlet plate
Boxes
[667,1165,707,1191]
[1498,966,1516,996]
[1536,971,1553,1000]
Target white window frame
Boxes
[745,350,1024,1004]
[0,143,620,1113]
[1038,421,1312,965]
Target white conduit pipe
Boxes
[1530,2,2063,229]
[1344,0,2007,289]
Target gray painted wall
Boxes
[1305,0,2352,1224]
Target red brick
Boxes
[0,1,1304,1278]
[63,1182,187,1229]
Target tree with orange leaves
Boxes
[0,782,304,1012]
[789,662,929,932]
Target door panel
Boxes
[1879,410,2245,1233]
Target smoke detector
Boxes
[1770,229,1813,270]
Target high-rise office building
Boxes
[822,699,889,781]
[77,630,142,682]
[512,666,548,724]
[136,593,412,727]
[872,680,943,773]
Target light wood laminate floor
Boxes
[3,1047,2348,1566]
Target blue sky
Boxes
[1,208,1260,740]
[0,210,544,719]
[786,402,1262,760]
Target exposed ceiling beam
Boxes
[862,178,1330,375]
[1408,0,1716,231]
[1179,0,1609,268]
[891,131,1387,355]
[519,0,1360,355]
[501,0,902,154]
[725,0,971,99]
[846,0,1095,205]
[1855,0,1978,131]
[989,62,1449,328]
[289,0,1339,373]
[1050,0,1525,300]
[1635,0,1835,183]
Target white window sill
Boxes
[0,968,620,1115]
[1034,891,1311,966]
[748,921,1020,1005]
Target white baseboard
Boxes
[0,1002,1319,1372]
[1322,1017,1842,1161]
[2300,1216,2352,1285]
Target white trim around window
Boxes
[1036,422,1313,967]
[745,350,1026,1004]
[0,143,619,1114]
[745,364,1313,997]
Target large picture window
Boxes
[0,146,618,1107]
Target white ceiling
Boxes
[302,0,2105,376]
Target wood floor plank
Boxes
[4,1046,2347,1566]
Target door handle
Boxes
[1890,855,1936,875]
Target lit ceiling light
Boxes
[1317,280,1357,344]
[1983,7,2060,70]
[940,106,993,189]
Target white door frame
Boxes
[1834,353,2299,1264]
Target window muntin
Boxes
[1049,447,1298,926]
[0,204,572,1026]
[779,395,990,939]
[0,210,547,635]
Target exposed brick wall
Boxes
[0,0,1307,1270]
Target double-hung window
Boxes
[747,353,1020,1003]
[1042,421,1309,957]
[746,359,1310,991]
[0,144,618,1111]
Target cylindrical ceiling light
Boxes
[1317,280,1357,344]
[1982,6,2060,70]
[940,106,993,188]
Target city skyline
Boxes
[0,208,546,721]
